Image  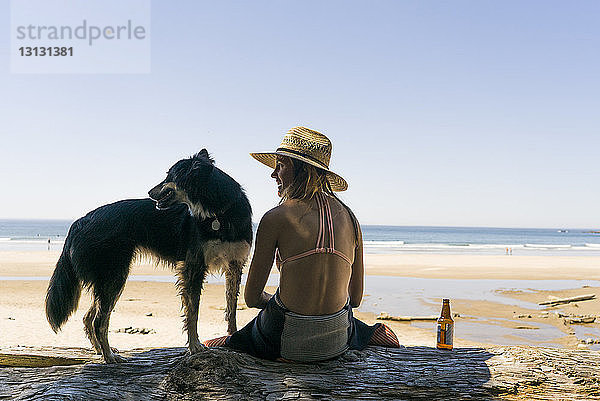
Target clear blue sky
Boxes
[1,1,599,228]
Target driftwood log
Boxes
[1,345,599,400]
[538,294,596,306]
[376,312,438,321]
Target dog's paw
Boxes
[104,351,127,364]
[93,346,119,355]
[188,341,207,354]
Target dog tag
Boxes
[211,219,220,231]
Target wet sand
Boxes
[1,251,598,351]
[364,253,600,280]
[441,286,600,349]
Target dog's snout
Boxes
[148,183,163,200]
[148,182,179,211]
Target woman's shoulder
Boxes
[267,199,306,214]
[259,203,290,226]
[259,200,307,227]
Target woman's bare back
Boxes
[275,195,359,315]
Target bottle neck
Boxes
[441,301,451,318]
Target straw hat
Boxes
[250,126,348,191]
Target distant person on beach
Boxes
[204,127,399,361]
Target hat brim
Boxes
[250,151,348,192]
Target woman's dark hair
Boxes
[281,157,360,243]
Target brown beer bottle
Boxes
[436,299,454,350]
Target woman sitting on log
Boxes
[204,126,399,362]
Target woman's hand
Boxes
[253,291,273,309]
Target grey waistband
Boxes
[277,293,350,362]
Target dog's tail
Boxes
[46,249,81,332]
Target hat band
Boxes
[276,147,328,169]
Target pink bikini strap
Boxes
[280,249,319,265]
[315,192,325,249]
[277,192,352,266]
[323,194,335,250]
[280,248,352,265]
[331,249,353,265]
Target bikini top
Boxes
[276,192,353,267]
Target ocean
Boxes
[1,219,599,255]
[362,225,600,255]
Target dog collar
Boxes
[211,218,221,231]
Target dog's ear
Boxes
[193,149,214,164]
[187,160,214,197]
[191,160,214,172]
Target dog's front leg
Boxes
[179,261,207,354]
[225,260,244,334]
[181,291,204,353]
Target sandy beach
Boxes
[1,250,599,353]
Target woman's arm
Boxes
[244,209,279,309]
[348,223,364,308]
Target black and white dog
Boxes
[45,149,252,363]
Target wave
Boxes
[524,244,572,249]
[394,243,474,249]
[363,241,405,247]
[364,242,521,249]
[0,238,65,244]
[468,244,521,249]
[361,241,600,253]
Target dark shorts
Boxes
[226,291,381,361]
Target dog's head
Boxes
[148,149,216,216]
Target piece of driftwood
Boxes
[0,346,101,367]
[1,346,599,400]
[0,353,88,368]
[566,316,597,324]
[539,294,596,306]
[377,312,438,321]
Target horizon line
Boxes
[0,217,597,232]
